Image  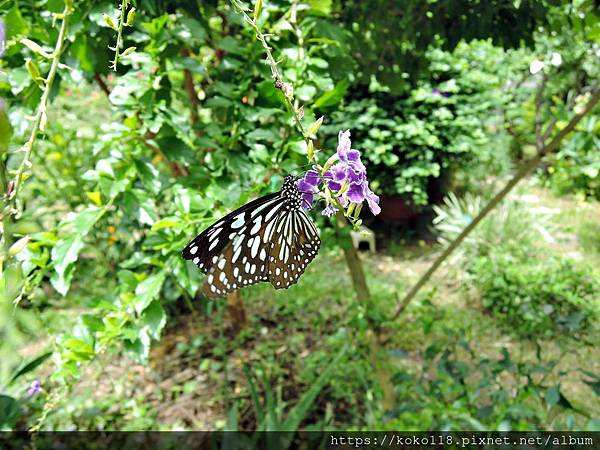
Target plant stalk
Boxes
[5,4,71,218]
[335,212,395,409]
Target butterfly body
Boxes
[182,176,320,297]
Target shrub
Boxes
[432,192,556,267]
[470,254,600,338]
[327,41,511,206]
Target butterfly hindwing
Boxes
[195,193,288,297]
[268,209,320,289]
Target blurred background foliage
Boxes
[0,0,599,434]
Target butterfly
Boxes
[182,176,320,298]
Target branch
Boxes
[230,0,308,141]
[534,74,547,152]
[181,48,200,129]
[390,86,600,321]
[94,72,111,96]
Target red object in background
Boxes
[378,194,419,222]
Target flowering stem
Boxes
[230,0,308,141]
[391,85,600,321]
[2,3,72,219]
[110,0,128,71]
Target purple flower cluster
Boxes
[297,130,380,218]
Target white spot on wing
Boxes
[231,213,246,229]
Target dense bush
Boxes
[328,41,512,206]
[470,254,600,338]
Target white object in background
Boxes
[350,226,376,252]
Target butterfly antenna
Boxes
[287,163,315,178]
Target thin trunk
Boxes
[336,212,395,409]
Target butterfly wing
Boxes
[267,208,320,289]
[183,176,320,297]
[182,192,280,274]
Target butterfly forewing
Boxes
[182,193,280,274]
[183,176,320,297]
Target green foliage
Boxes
[328,41,510,205]
[382,302,600,430]
[433,192,600,338]
[471,254,600,338]
[341,0,550,92]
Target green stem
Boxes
[231,0,308,140]
[110,0,128,71]
[391,86,600,321]
[334,212,395,409]
[5,4,72,217]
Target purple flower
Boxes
[337,130,366,173]
[296,169,320,209]
[297,129,381,219]
[27,380,42,398]
[321,204,338,217]
[365,188,381,216]
[0,20,5,58]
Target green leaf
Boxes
[5,6,29,40]
[0,395,20,429]
[314,80,348,108]
[8,352,52,385]
[253,0,263,22]
[281,345,347,433]
[151,218,183,231]
[63,338,94,355]
[104,14,118,31]
[308,0,332,15]
[20,39,52,58]
[134,272,166,314]
[0,106,13,153]
[143,300,166,340]
[51,235,84,295]
[62,208,101,234]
